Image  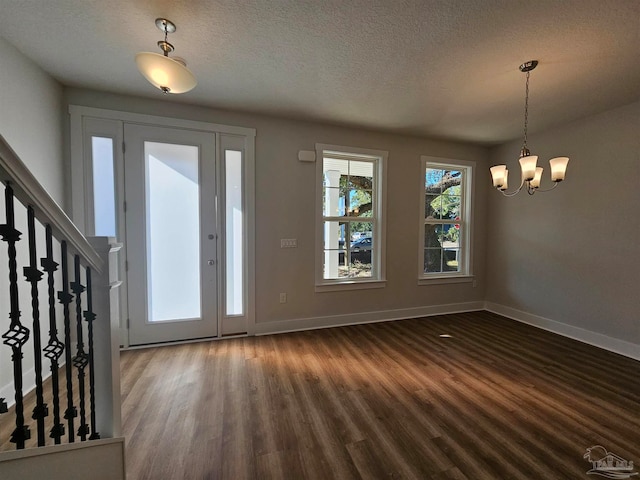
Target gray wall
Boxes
[64,88,489,328]
[0,36,65,205]
[486,101,640,345]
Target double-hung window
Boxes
[316,144,387,290]
[419,157,473,282]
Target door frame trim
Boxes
[69,105,256,346]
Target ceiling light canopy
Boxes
[135,18,197,95]
[490,60,569,196]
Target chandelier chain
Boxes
[523,70,530,150]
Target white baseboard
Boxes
[254,301,485,336]
[485,302,640,361]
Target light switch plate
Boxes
[280,238,297,248]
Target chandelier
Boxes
[135,18,197,94]
[490,60,569,196]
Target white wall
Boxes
[64,88,489,332]
[0,38,67,407]
[0,36,65,205]
[486,101,640,352]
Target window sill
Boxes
[315,279,386,292]
[418,275,474,286]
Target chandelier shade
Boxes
[490,165,507,188]
[489,60,569,196]
[135,52,197,94]
[530,167,543,189]
[518,155,538,182]
[135,18,197,95]
[549,157,570,182]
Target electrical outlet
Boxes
[279,293,287,303]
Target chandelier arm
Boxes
[534,182,560,193]
[497,180,526,197]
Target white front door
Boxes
[124,124,218,345]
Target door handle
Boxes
[207,259,215,266]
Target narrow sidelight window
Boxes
[225,149,244,316]
[91,136,116,237]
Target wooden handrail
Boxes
[0,134,102,273]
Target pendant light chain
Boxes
[523,70,530,151]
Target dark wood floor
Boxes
[120,311,639,479]
[2,311,639,479]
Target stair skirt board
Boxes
[0,437,125,480]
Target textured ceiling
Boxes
[1,0,638,145]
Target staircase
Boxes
[0,135,125,479]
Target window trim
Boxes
[418,156,475,284]
[315,143,387,290]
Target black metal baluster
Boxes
[42,224,65,443]
[71,255,89,440]
[23,206,48,446]
[0,183,30,448]
[58,240,76,442]
[84,267,100,440]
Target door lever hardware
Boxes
[207,259,215,266]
